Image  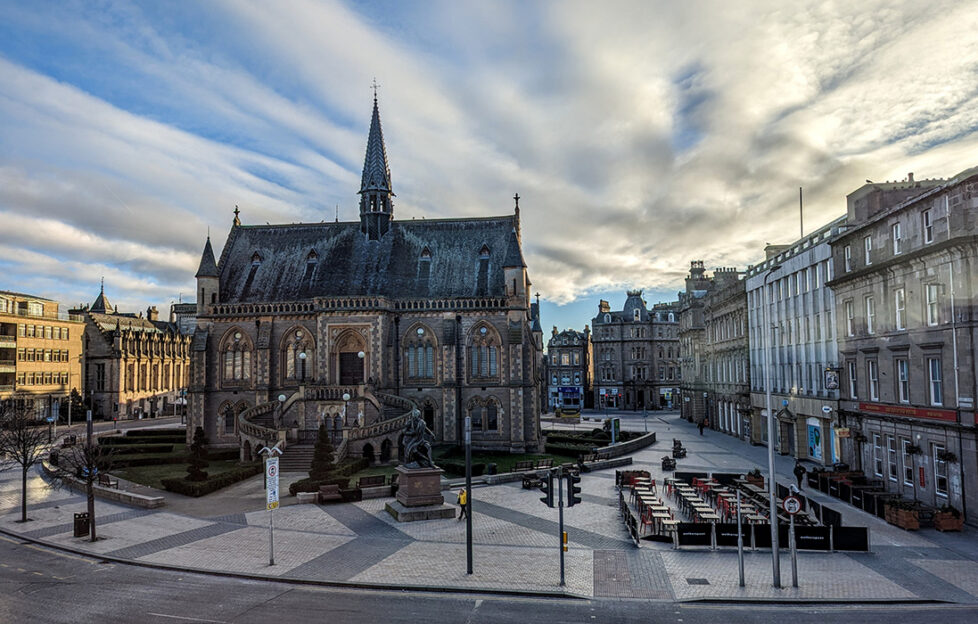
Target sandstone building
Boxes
[190,98,543,466]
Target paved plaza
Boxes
[2,412,977,603]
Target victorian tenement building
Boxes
[702,268,749,439]
[829,169,977,524]
[546,326,592,412]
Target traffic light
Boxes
[566,471,582,507]
[539,471,555,508]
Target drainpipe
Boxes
[456,314,463,446]
[394,315,400,397]
[946,193,968,520]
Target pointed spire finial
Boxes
[335,204,339,223]
[100,276,104,294]
[371,77,381,102]
[514,193,520,210]
[233,205,241,227]
[535,292,540,307]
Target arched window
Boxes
[281,326,314,384]
[468,323,499,381]
[404,324,436,381]
[467,397,500,432]
[221,328,253,384]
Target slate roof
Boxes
[217,216,522,303]
[88,312,177,335]
[90,288,112,314]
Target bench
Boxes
[61,434,78,448]
[357,475,387,489]
[534,458,554,470]
[672,446,687,459]
[98,473,119,489]
[514,460,536,472]
[318,484,342,504]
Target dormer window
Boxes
[251,252,263,266]
[420,246,432,260]
[479,244,490,258]
[604,313,610,323]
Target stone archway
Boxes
[243,440,252,462]
[333,330,366,385]
[362,443,375,463]
[380,438,392,463]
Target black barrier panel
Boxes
[715,523,747,547]
[807,499,822,524]
[820,505,843,527]
[818,474,831,493]
[850,488,864,509]
[828,479,841,498]
[834,526,869,551]
[777,483,790,500]
[807,472,820,488]
[794,526,831,551]
[677,522,712,547]
[862,492,878,516]
[779,524,790,547]
[838,482,852,503]
[675,472,709,484]
[752,524,771,548]
[712,473,740,486]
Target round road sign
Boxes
[782,495,802,515]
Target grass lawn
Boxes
[116,459,246,489]
[344,448,580,482]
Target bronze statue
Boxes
[402,407,435,469]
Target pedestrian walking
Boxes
[456,488,467,521]
[698,419,706,435]
[793,460,807,490]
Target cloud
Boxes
[0,0,976,325]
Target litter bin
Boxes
[486,463,497,476]
[73,512,90,538]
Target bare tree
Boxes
[48,440,111,542]
[0,400,49,523]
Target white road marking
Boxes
[146,613,227,623]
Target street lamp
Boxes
[298,351,307,382]
[277,393,286,429]
[342,392,351,426]
[762,263,783,588]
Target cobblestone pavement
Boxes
[1,411,977,602]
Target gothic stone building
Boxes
[72,286,192,420]
[190,98,543,465]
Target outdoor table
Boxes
[698,512,721,523]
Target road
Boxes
[1,535,976,624]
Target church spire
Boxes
[90,278,112,314]
[195,236,219,278]
[359,90,395,240]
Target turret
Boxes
[359,95,395,241]
[195,236,219,316]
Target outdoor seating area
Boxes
[616,469,870,552]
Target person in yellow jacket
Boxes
[456,489,467,521]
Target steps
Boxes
[279,443,315,473]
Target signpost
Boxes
[783,494,802,588]
[260,445,283,566]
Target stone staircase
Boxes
[279,442,315,473]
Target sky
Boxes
[1,0,977,336]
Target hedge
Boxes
[99,443,174,454]
[111,455,188,468]
[544,443,592,456]
[288,475,352,495]
[161,463,262,497]
[127,428,185,437]
[438,460,486,477]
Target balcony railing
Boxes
[2,308,84,322]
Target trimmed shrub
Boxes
[161,463,262,497]
[288,475,351,495]
[126,428,185,437]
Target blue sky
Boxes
[2,0,977,336]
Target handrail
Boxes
[373,392,417,417]
[347,410,414,442]
[237,401,279,444]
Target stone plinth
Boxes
[385,500,455,522]
[395,465,444,507]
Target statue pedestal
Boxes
[395,465,444,507]
[385,465,454,522]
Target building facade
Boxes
[0,291,85,419]
[191,98,543,464]
[679,262,712,423]
[702,268,750,439]
[72,286,192,420]
[546,326,592,412]
[746,217,845,464]
[650,302,681,409]
[830,169,978,523]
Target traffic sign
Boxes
[821,406,832,414]
[266,457,280,511]
[783,495,802,515]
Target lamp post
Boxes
[298,351,307,382]
[342,392,351,426]
[277,393,286,429]
[762,263,782,588]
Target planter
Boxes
[886,507,919,530]
[934,512,964,532]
